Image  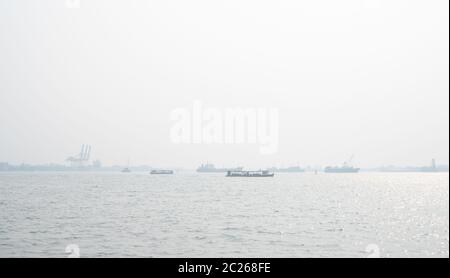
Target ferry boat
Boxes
[226,170,275,177]
[150,170,174,175]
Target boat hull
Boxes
[324,168,360,173]
[226,175,275,177]
[226,171,275,177]
[151,170,174,175]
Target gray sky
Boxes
[0,0,448,168]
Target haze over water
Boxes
[0,172,448,258]
[0,1,448,168]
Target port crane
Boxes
[66,145,91,167]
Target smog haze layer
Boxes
[0,0,448,168]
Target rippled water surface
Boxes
[0,172,448,257]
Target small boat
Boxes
[226,170,274,177]
[150,170,174,175]
[121,167,131,173]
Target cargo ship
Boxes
[197,163,243,173]
[325,155,360,173]
[226,170,275,177]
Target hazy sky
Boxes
[0,0,448,168]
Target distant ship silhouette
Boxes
[325,155,360,173]
[197,163,242,173]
